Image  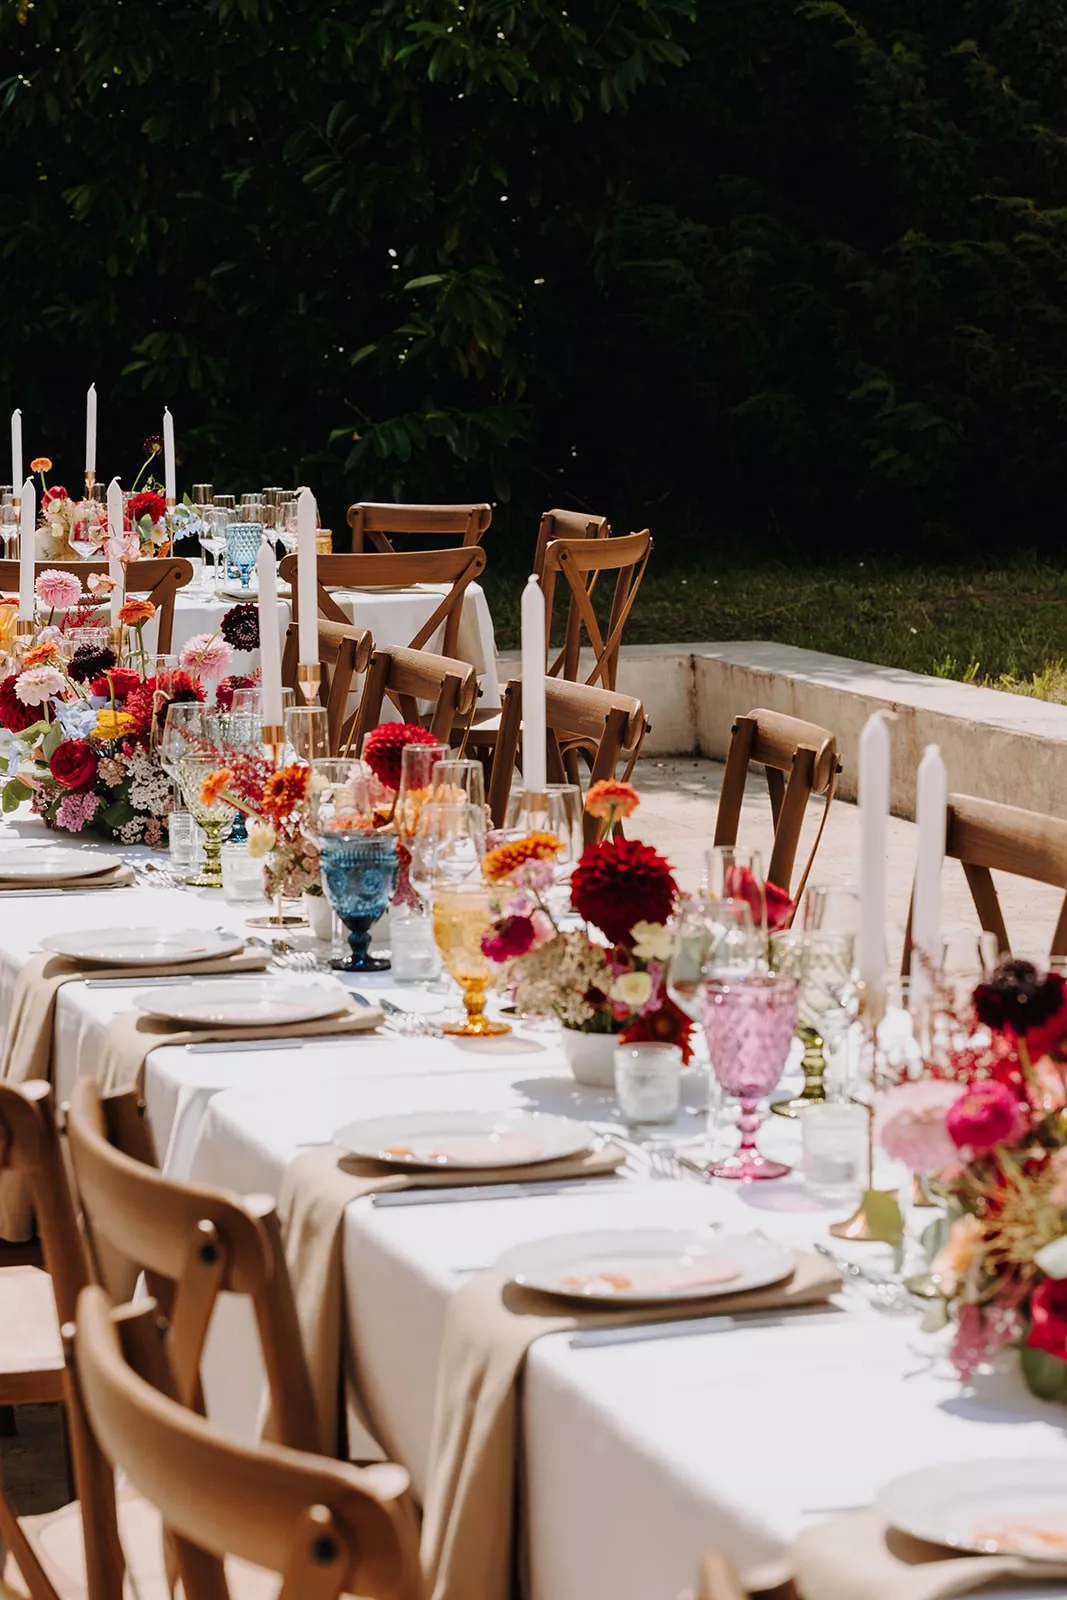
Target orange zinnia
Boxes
[482,831,562,884]
[199,767,234,808]
[21,640,60,667]
[584,779,640,821]
[262,763,310,822]
[119,597,156,627]
[29,456,52,474]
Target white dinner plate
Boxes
[218,582,292,602]
[0,846,123,881]
[132,977,351,1028]
[879,1459,1067,1560]
[333,1110,595,1170]
[496,1229,796,1304]
[40,927,244,967]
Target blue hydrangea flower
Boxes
[53,700,100,740]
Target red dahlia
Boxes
[0,674,39,734]
[570,836,677,947]
[620,997,695,1064]
[127,490,167,526]
[362,722,442,792]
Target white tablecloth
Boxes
[166,569,501,709]
[1,817,1064,1600]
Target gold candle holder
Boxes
[261,722,286,767]
[84,469,96,501]
[15,620,34,639]
[296,662,322,705]
[109,625,124,661]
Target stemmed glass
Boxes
[705,846,767,935]
[701,974,800,1180]
[178,753,236,887]
[431,881,511,1037]
[408,803,486,906]
[285,705,329,766]
[396,742,448,846]
[226,521,262,590]
[429,758,485,812]
[666,897,763,1020]
[769,929,858,1113]
[200,507,230,596]
[505,784,583,882]
[160,703,210,811]
[308,759,398,972]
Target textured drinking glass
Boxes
[178,754,236,887]
[431,882,510,1037]
[702,974,800,1179]
[389,905,443,983]
[318,830,398,972]
[614,1043,682,1126]
[220,843,265,903]
[167,809,199,869]
[799,1102,867,1204]
[226,521,262,589]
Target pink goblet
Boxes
[702,974,800,1180]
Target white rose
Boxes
[610,970,653,1010]
[631,921,674,962]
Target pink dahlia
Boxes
[179,633,233,680]
[34,569,82,611]
[14,664,65,706]
[876,1080,960,1173]
[946,1081,1027,1159]
[481,915,538,963]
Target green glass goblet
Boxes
[179,753,236,888]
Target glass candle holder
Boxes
[390,904,443,983]
[614,1043,682,1127]
[220,843,266,904]
[167,809,199,870]
[798,1102,868,1205]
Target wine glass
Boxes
[705,846,767,936]
[505,784,583,879]
[769,929,858,1113]
[178,753,236,887]
[396,742,448,846]
[429,758,486,812]
[308,759,398,972]
[285,705,329,765]
[701,974,800,1180]
[408,803,486,907]
[431,881,511,1037]
[800,885,861,935]
[160,703,209,786]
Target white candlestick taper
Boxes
[911,744,948,1012]
[106,478,123,628]
[10,410,22,502]
[162,407,176,501]
[85,384,97,478]
[258,537,284,731]
[296,487,318,668]
[520,574,547,794]
[857,711,891,1011]
[18,480,35,623]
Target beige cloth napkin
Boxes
[421,1251,843,1600]
[0,861,134,892]
[274,1142,626,1463]
[94,1000,383,1097]
[793,1509,1067,1600]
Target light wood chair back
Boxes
[713,708,840,900]
[349,644,480,756]
[347,500,491,554]
[282,619,373,754]
[74,1288,424,1600]
[0,557,194,653]
[0,1080,87,1330]
[531,507,610,576]
[694,1553,796,1600]
[488,676,648,841]
[537,528,651,692]
[66,1079,320,1454]
[280,547,486,663]
[902,793,1067,969]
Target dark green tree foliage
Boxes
[2,1,1067,556]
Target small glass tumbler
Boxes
[220,843,266,904]
[389,905,443,983]
[614,1043,682,1127]
[167,810,199,870]
[798,1102,868,1206]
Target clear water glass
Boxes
[704,846,767,931]
[429,758,486,812]
[220,843,265,903]
[506,784,584,879]
[396,742,449,845]
[285,705,329,765]
[168,810,199,869]
[615,1043,682,1127]
[390,905,443,983]
[799,1102,867,1205]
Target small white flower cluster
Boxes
[124,746,172,812]
[116,816,147,844]
[512,929,613,1029]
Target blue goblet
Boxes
[226,521,263,589]
[319,831,399,972]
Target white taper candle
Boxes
[18,480,35,622]
[85,384,97,476]
[106,477,123,627]
[296,486,318,668]
[162,407,176,501]
[10,410,22,498]
[258,537,284,727]
[520,574,547,793]
[911,744,948,1011]
[857,710,891,1008]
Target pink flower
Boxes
[14,664,65,707]
[34,569,82,611]
[106,532,140,563]
[876,1080,961,1173]
[55,790,101,833]
[481,915,539,962]
[179,633,233,680]
[529,909,554,949]
[87,573,116,596]
[946,1081,1027,1159]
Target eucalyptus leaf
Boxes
[859,1189,903,1248]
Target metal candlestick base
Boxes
[296,662,322,705]
[246,913,307,929]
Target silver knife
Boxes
[184,1036,365,1054]
[84,971,264,989]
[570,1307,849,1348]
[371,1178,622,1207]
[0,887,131,898]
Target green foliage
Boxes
[3,0,1067,556]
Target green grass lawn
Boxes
[485,554,1067,699]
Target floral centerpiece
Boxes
[479,780,692,1079]
[27,440,182,560]
[876,958,1067,1399]
[198,758,320,899]
[362,720,446,907]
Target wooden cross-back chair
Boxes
[537,528,652,693]
[66,1079,320,1456]
[348,643,480,757]
[73,1288,424,1600]
[695,1553,796,1600]
[281,620,373,754]
[902,793,1067,971]
[347,501,491,554]
[531,507,610,577]
[713,709,840,901]
[488,676,649,843]
[279,547,486,664]
[0,558,193,654]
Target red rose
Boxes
[0,673,38,733]
[90,668,141,700]
[946,1081,1027,1159]
[1028,1278,1067,1364]
[49,739,97,791]
[41,486,69,507]
[570,836,677,947]
[724,865,795,932]
[126,491,167,526]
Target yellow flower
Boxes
[246,821,277,858]
[482,831,562,884]
[91,709,136,743]
[610,970,653,1010]
[631,921,674,962]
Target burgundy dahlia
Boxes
[570,836,678,948]
[68,643,117,684]
[974,960,1067,1056]
[220,603,260,653]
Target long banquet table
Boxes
[1,815,1065,1600]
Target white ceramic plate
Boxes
[219,581,292,601]
[496,1229,796,1304]
[132,977,351,1028]
[40,927,244,967]
[879,1459,1067,1560]
[333,1110,595,1170]
[0,846,123,881]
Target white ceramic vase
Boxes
[559,1027,618,1089]
[302,891,335,943]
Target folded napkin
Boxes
[421,1251,843,1600]
[95,999,383,1098]
[0,861,134,893]
[792,1508,1067,1600]
[273,1141,625,1462]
